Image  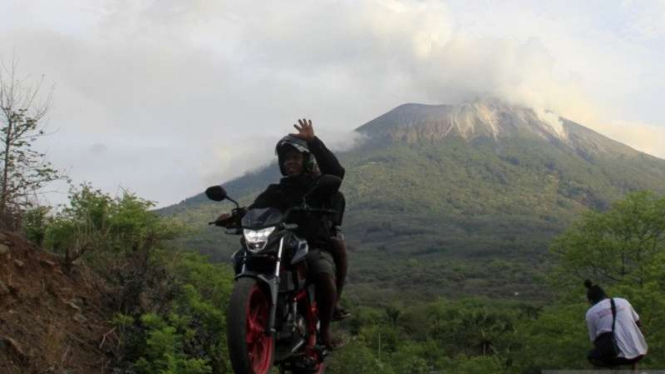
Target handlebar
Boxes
[210,207,246,228]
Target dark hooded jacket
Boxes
[249,136,345,249]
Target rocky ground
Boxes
[0,231,114,374]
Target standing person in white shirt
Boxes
[585,280,648,370]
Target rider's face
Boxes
[283,150,304,176]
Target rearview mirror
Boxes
[205,185,228,202]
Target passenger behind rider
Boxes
[311,164,350,322]
[218,119,346,349]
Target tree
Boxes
[21,205,51,246]
[547,191,665,370]
[45,183,183,273]
[0,58,62,227]
[549,191,665,288]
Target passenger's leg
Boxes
[314,272,338,348]
[307,249,344,349]
[330,237,348,307]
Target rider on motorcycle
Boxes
[220,119,346,349]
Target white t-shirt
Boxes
[586,298,648,359]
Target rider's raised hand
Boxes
[292,119,315,142]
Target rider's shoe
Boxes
[332,306,351,322]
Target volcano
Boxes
[161,99,665,299]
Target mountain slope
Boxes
[161,100,665,299]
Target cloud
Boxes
[2,0,664,206]
[88,142,107,154]
[203,135,278,187]
[618,0,665,40]
[317,129,368,153]
[203,128,367,187]
[593,120,665,159]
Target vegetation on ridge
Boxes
[162,129,665,299]
[4,100,665,373]
[15,188,664,373]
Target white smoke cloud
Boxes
[535,110,567,140]
[203,128,368,187]
[317,129,368,153]
[203,135,278,187]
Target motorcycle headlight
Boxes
[243,227,276,252]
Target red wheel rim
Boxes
[246,285,273,374]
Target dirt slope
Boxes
[0,231,113,374]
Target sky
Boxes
[1,0,664,208]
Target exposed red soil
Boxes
[0,231,114,374]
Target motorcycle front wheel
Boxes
[227,278,275,374]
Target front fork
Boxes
[234,237,285,335]
[267,237,284,334]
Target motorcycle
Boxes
[206,175,342,374]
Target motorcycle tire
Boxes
[227,278,275,374]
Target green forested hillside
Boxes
[159,101,665,300]
[16,181,664,373]
[12,100,663,373]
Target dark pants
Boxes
[306,248,336,278]
[588,350,644,368]
[328,236,347,303]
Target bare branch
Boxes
[0,56,61,226]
